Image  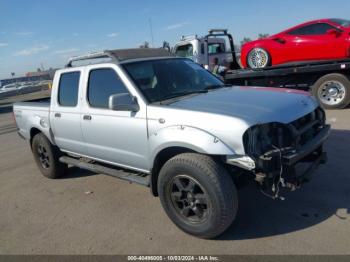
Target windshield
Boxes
[175,44,194,59]
[122,58,224,103]
[330,18,350,27]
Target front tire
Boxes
[158,153,238,239]
[32,133,67,179]
[247,47,271,68]
[312,73,350,109]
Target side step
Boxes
[59,156,150,186]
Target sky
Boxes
[0,0,350,79]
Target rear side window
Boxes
[88,68,128,108]
[288,23,335,35]
[330,18,350,27]
[58,72,80,107]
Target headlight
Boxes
[243,123,292,157]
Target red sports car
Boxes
[241,18,350,68]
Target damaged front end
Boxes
[241,107,330,199]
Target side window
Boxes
[288,23,335,36]
[208,43,225,54]
[175,44,194,58]
[88,68,128,108]
[58,72,80,107]
[200,43,205,54]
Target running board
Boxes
[59,156,150,186]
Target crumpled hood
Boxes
[168,86,319,125]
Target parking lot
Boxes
[0,93,349,255]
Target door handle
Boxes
[54,113,61,118]
[83,115,92,121]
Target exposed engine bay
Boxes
[243,107,330,199]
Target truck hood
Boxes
[168,86,318,125]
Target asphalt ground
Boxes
[0,92,349,254]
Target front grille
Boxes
[288,107,325,149]
[242,107,326,158]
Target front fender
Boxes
[149,125,235,165]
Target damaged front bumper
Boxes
[282,124,330,166]
[256,124,330,189]
[228,107,330,197]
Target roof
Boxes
[109,48,175,61]
[277,18,342,35]
[66,48,175,67]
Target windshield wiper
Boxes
[205,84,231,90]
[159,90,208,103]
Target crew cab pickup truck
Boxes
[13,48,330,239]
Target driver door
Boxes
[285,22,346,62]
[80,65,149,171]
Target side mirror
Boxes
[327,29,341,36]
[108,93,140,112]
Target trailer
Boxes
[225,59,350,109]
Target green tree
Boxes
[240,37,252,45]
[258,33,269,39]
[139,41,150,48]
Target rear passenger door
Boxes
[50,70,86,154]
[80,65,149,172]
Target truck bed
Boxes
[13,100,51,141]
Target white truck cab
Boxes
[173,29,240,71]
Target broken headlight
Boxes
[243,123,293,158]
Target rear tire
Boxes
[32,133,67,179]
[158,153,238,239]
[247,47,271,68]
[312,73,350,109]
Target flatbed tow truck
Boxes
[174,29,350,109]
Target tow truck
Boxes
[174,29,350,109]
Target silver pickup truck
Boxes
[13,48,330,239]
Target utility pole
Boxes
[11,72,15,84]
[149,18,154,47]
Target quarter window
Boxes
[288,23,335,35]
[88,68,128,108]
[58,72,80,107]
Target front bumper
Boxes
[282,124,330,165]
[256,124,330,185]
[294,151,327,184]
